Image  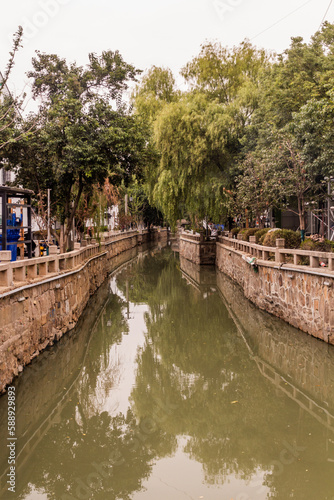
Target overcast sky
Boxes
[1,0,333,107]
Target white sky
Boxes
[0,0,333,107]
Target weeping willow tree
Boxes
[150,93,232,227]
[132,41,269,228]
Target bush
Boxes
[254,227,270,244]
[262,229,301,249]
[241,228,258,241]
[231,227,241,236]
[300,239,334,253]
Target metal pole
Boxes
[328,180,330,240]
[47,188,51,243]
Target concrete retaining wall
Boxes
[0,229,168,392]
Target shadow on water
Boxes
[0,246,333,500]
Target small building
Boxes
[0,186,33,260]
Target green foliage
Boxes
[262,229,301,248]
[132,40,267,228]
[5,50,148,248]
[6,22,334,235]
[254,227,270,243]
[241,228,258,241]
[0,27,27,154]
[181,40,269,105]
[231,227,241,236]
[132,66,178,123]
[300,238,334,252]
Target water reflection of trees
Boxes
[130,251,334,497]
[75,292,129,418]
[3,248,334,499]
[13,267,176,500]
[17,407,175,500]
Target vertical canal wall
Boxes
[179,232,216,265]
[216,238,334,344]
[179,231,334,344]
[216,271,334,426]
[0,229,168,392]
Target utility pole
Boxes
[47,189,51,243]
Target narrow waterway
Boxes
[1,244,334,500]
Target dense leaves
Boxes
[132,23,334,230]
[4,49,148,249]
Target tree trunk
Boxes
[60,224,65,254]
[64,175,83,250]
[298,196,306,241]
[298,196,305,231]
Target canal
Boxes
[0,244,334,500]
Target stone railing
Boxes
[102,229,140,245]
[0,228,167,289]
[180,230,201,242]
[0,242,101,289]
[219,235,334,272]
[181,230,220,243]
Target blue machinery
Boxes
[0,186,33,261]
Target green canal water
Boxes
[1,244,334,500]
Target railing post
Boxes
[275,238,285,264]
[39,261,48,276]
[310,255,319,268]
[0,251,12,263]
[0,265,13,287]
[49,245,58,255]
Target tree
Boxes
[234,153,273,227]
[132,66,178,123]
[262,135,318,236]
[181,39,268,105]
[150,93,234,226]
[290,95,334,180]
[0,27,23,153]
[8,51,146,251]
[131,42,268,228]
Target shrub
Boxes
[254,227,270,243]
[231,227,241,236]
[262,229,301,249]
[300,239,334,252]
[241,228,258,241]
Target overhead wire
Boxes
[250,0,315,41]
[319,0,333,29]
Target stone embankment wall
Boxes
[0,229,167,392]
[216,271,334,422]
[216,237,334,344]
[179,232,216,265]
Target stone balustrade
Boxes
[219,235,334,272]
[0,228,166,290]
[0,243,100,289]
[180,230,201,242]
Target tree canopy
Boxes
[131,22,334,231]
